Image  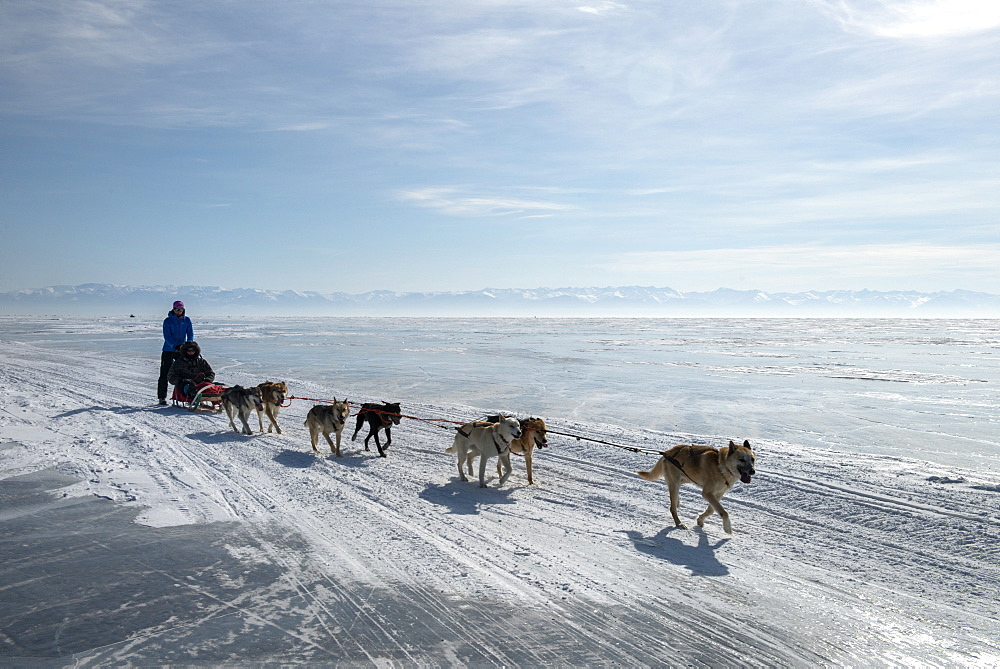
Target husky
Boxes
[485,415,548,485]
[350,402,401,457]
[255,381,288,434]
[304,399,351,457]
[221,385,264,435]
[637,440,756,534]
[447,416,522,488]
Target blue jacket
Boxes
[162,311,194,352]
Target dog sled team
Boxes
[161,341,755,534]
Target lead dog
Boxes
[486,415,548,485]
[351,402,401,457]
[304,399,351,457]
[255,381,288,434]
[221,385,264,435]
[637,440,756,534]
[447,416,522,488]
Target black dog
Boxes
[351,402,401,457]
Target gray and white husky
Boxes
[221,385,264,435]
[304,399,351,457]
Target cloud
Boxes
[817,0,1000,39]
[397,187,575,217]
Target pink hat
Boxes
[173,301,185,309]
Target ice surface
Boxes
[1,316,998,666]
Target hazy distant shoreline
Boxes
[3,283,999,318]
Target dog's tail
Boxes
[637,457,666,481]
[446,430,465,454]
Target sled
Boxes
[171,382,225,412]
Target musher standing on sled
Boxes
[158,300,194,405]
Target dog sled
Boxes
[171,382,226,412]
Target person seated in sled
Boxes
[167,341,216,400]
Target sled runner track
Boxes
[767,470,1000,525]
[302,462,656,664]
[180,449,663,665]
[326,495,805,665]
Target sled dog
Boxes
[486,415,548,485]
[447,416,522,488]
[304,399,351,457]
[351,402,401,457]
[221,385,264,435]
[637,440,756,534]
[255,381,288,434]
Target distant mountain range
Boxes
[2,283,999,317]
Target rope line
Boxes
[286,394,666,455]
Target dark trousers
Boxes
[157,351,176,400]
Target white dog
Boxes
[446,415,522,488]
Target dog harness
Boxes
[663,445,698,484]
[492,430,512,455]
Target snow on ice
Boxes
[1,316,998,666]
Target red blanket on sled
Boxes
[171,382,225,403]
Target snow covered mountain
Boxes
[2,283,999,316]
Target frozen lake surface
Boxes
[2,316,998,666]
[17,316,1000,473]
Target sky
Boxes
[1,0,998,295]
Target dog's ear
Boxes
[332,396,337,403]
[743,439,752,449]
[729,440,737,448]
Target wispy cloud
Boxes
[1,1,997,293]
[816,0,1000,39]
[398,187,575,217]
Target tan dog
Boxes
[255,381,288,434]
[446,416,522,488]
[637,440,756,534]
[487,416,548,485]
[304,399,351,457]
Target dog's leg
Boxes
[373,429,386,457]
[465,452,476,477]
[525,447,534,485]
[698,491,731,534]
[265,405,281,434]
[456,443,469,481]
[309,425,319,452]
[334,427,344,457]
[497,453,512,486]
[478,453,491,487]
[382,426,392,450]
[322,430,340,457]
[257,406,266,433]
[225,405,240,433]
[239,409,253,435]
[667,477,687,529]
[351,414,364,442]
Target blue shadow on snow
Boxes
[620,527,730,576]
[419,479,517,516]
